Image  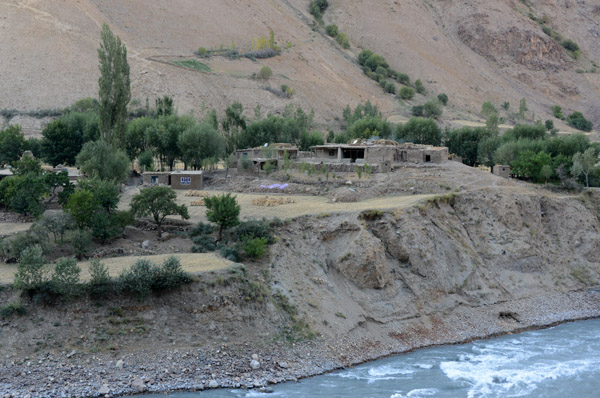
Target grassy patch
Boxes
[172,59,211,72]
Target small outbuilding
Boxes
[493,165,511,178]
[142,171,203,190]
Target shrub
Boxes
[76,140,130,184]
[205,193,241,241]
[243,236,268,259]
[14,245,46,291]
[70,229,93,259]
[325,24,338,37]
[545,119,554,131]
[1,230,49,262]
[120,259,155,300]
[192,235,217,253]
[309,0,329,21]
[51,258,81,296]
[552,105,564,119]
[358,49,373,66]
[396,73,410,85]
[567,112,593,132]
[336,32,350,49]
[197,47,208,57]
[412,105,424,117]
[561,39,579,53]
[231,220,274,244]
[423,100,443,118]
[399,86,415,100]
[437,93,448,106]
[220,244,242,262]
[0,302,27,319]
[502,102,510,110]
[138,150,154,172]
[259,66,273,80]
[152,256,191,292]
[39,212,74,243]
[414,79,426,94]
[88,259,112,299]
[481,101,497,117]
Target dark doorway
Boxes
[425,155,431,162]
[342,148,365,163]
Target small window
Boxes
[151,176,158,183]
[181,177,191,185]
[329,149,336,157]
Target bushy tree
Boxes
[309,0,329,21]
[571,147,598,187]
[445,127,495,166]
[414,79,426,94]
[14,245,46,291]
[437,93,448,106]
[0,125,25,167]
[76,140,130,183]
[423,100,443,118]
[125,116,155,161]
[51,258,81,296]
[399,86,415,100]
[178,122,225,170]
[325,24,338,37]
[397,118,442,145]
[41,119,82,166]
[512,150,553,181]
[130,186,190,237]
[567,112,593,132]
[138,150,154,172]
[205,193,241,241]
[98,23,130,149]
[222,102,247,154]
[481,101,497,118]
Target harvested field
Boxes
[251,196,297,207]
[0,253,234,285]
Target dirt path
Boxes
[0,222,34,237]
[0,253,234,285]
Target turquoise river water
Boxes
[144,318,600,398]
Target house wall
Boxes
[142,173,169,185]
[424,148,448,163]
[171,174,203,190]
[493,165,511,178]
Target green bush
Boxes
[0,302,27,319]
[567,112,593,132]
[197,47,208,57]
[231,220,274,244]
[88,259,112,299]
[192,235,217,253]
[50,258,81,296]
[14,245,46,291]
[423,100,443,118]
[414,79,426,94]
[259,66,273,80]
[1,230,49,262]
[120,259,155,300]
[545,119,554,131]
[152,256,191,292]
[335,32,350,49]
[358,50,373,66]
[437,93,448,106]
[397,117,442,145]
[412,105,424,117]
[399,86,415,100]
[70,229,92,259]
[325,24,338,37]
[396,73,410,85]
[551,105,564,119]
[309,0,329,21]
[561,39,579,53]
[220,245,242,262]
[138,150,154,172]
[243,237,268,259]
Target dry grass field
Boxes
[0,253,235,285]
[120,188,435,224]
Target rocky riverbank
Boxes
[2,289,599,397]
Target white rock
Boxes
[250,359,260,369]
[142,240,151,249]
[131,378,146,391]
[208,380,219,388]
[251,354,259,361]
[115,359,124,369]
[98,385,110,395]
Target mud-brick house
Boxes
[142,170,203,189]
[234,143,299,171]
[492,165,511,178]
[310,140,448,166]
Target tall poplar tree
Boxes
[98,23,130,149]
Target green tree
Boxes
[138,150,154,172]
[0,125,25,167]
[423,100,443,119]
[551,105,564,119]
[66,190,99,229]
[437,93,448,106]
[571,147,598,187]
[14,245,46,291]
[399,86,415,100]
[519,98,528,120]
[414,79,426,94]
[511,150,552,181]
[397,117,442,145]
[204,193,241,241]
[567,112,593,132]
[41,119,82,166]
[130,186,190,237]
[222,102,247,154]
[445,127,494,166]
[155,95,174,117]
[98,23,130,149]
[481,101,497,118]
[486,113,499,133]
[545,119,554,131]
[325,24,338,37]
[178,122,225,170]
[540,164,553,183]
[76,140,130,183]
[125,116,154,162]
[51,258,81,296]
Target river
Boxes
[143,318,600,398]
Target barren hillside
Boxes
[1,0,599,130]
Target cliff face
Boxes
[271,188,600,350]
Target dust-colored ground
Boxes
[0,253,234,285]
[0,222,33,237]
